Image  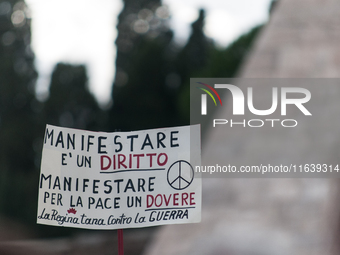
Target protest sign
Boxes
[37,124,201,230]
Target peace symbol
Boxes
[167,160,194,190]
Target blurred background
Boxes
[4,0,337,254]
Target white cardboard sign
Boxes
[37,124,201,229]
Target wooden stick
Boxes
[118,229,124,255]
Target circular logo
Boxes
[167,160,194,190]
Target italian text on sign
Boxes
[37,124,201,229]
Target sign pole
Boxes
[118,229,124,255]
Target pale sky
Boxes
[25,0,272,107]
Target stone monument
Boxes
[143,0,340,254]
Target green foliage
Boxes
[213,24,263,77]
[0,0,41,226]
[44,63,105,131]
[110,0,180,131]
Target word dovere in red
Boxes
[147,192,196,208]
[101,153,168,170]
